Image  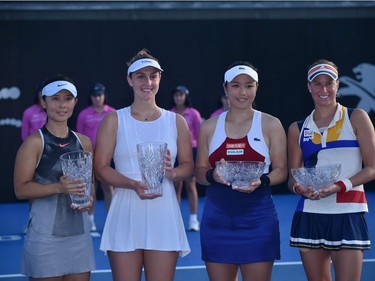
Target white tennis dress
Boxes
[100,107,190,257]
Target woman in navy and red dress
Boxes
[196,61,287,281]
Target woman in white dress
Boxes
[94,49,193,281]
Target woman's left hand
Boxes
[164,148,176,180]
[71,195,94,212]
[317,183,341,198]
[233,178,261,193]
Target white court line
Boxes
[2,259,375,278]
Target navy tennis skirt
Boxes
[290,211,371,250]
[201,183,280,264]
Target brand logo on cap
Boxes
[42,80,78,97]
[224,65,259,83]
[127,58,163,76]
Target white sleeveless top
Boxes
[100,107,190,257]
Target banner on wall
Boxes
[0,86,22,202]
[1,15,375,201]
[340,63,375,116]
[0,87,22,128]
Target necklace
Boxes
[131,106,160,121]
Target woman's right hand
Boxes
[214,159,231,186]
[59,174,86,196]
[132,180,162,200]
[294,183,320,200]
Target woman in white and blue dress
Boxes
[287,59,375,281]
[195,62,287,281]
[94,49,193,281]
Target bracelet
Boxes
[335,179,353,192]
[259,175,270,188]
[206,169,216,184]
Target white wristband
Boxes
[336,178,353,192]
[343,178,353,192]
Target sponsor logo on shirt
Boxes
[303,129,313,142]
[226,143,245,149]
[226,143,245,155]
[227,149,244,155]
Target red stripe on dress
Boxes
[337,190,367,203]
[209,136,265,167]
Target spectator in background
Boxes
[170,85,202,231]
[21,82,47,140]
[288,59,375,281]
[76,82,116,231]
[210,92,229,118]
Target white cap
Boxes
[42,80,77,97]
[224,65,258,83]
[127,58,163,76]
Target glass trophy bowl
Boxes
[137,142,167,195]
[60,150,92,207]
[215,161,266,189]
[291,164,341,191]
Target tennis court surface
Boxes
[1,193,374,281]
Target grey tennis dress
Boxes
[21,126,95,278]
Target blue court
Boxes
[1,193,375,281]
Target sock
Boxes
[190,214,198,222]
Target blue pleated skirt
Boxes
[290,212,371,250]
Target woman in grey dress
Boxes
[14,74,96,281]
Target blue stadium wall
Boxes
[1,3,375,202]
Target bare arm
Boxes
[165,114,194,181]
[195,118,217,186]
[288,121,332,199]
[94,112,132,187]
[287,122,303,192]
[14,132,86,200]
[262,114,288,186]
[347,109,375,186]
[286,121,320,198]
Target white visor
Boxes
[42,80,77,97]
[224,65,258,83]
[307,64,338,82]
[127,58,163,76]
